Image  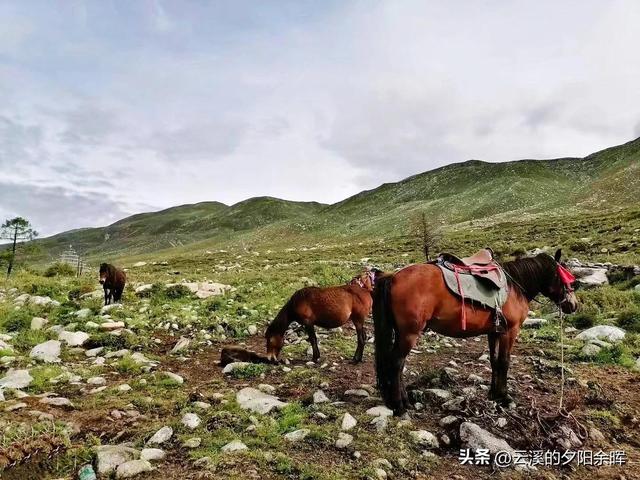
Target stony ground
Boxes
[0,247,639,480]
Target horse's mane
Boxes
[501,254,557,300]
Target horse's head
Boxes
[265,327,284,363]
[98,263,109,285]
[541,249,579,314]
[351,268,380,291]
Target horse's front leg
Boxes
[104,288,109,306]
[305,325,320,363]
[495,329,518,406]
[352,318,366,363]
[488,332,499,399]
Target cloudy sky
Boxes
[1,1,640,237]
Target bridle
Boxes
[555,263,576,306]
[353,270,376,289]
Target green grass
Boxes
[228,363,268,379]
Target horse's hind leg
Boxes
[352,317,366,363]
[305,325,320,363]
[391,334,417,415]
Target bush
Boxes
[1,309,32,332]
[163,284,193,300]
[617,308,640,333]
[228,363,267,379]
[43,262,76,278]
[570,312,596,329]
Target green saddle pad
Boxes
[438,265,509,310]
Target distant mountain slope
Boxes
[29,136,640,261]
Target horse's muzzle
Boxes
[99,279,105,285]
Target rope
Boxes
[558,306,565,411]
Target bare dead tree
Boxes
[410,211,441,261]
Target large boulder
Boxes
[168,281,232,299]
[573,267,608,288]
[0,369,33,389]
[576,326,626,344]
[236,387,287,414]
[58,330,90,346]
[30,340,61,363]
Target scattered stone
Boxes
[30,317,48,330]
[496,417,508,428]
[366,406,394,417]
[85,347,104,357]
[345,389,369,398]
[140,448,165,461]
[589,427,606,444]
[87,376,107,386]
[222,362,251,374]
[193,401,211,410]
[460,422,515,457]
[30,340,61,363]
[75,308,92,319]
[581,343,602,357]
[573,267,608,287]
[313,390,330,403]
[335,432,353,449]
[221,440,248,453]
[5,402,27,412]
[424,388,452,402]
[284,429,310,442]
[101,321,126,330]
[40,397,74,408]
[467,374,485,384]
[95,445,140,475]
[147,426,173,445]
[370,415,388,432]
[183,437,202,448]
[181,413,201,429]
[236,387,287,414]
[442,396,465,412]
[522,318,547,329]
[58,330,90,347]
[576,326,625,343]
[341,412,357,431]
[258,384,276,394]
[162,372,184,384]
[115,459,153,478]
[171,337,190,354]
[410,430,439,448]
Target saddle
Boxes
[436,248,508,333]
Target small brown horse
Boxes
[99,263,126,305]
[373,250,578,415]
[265,269,382,363]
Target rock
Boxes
[345,389,369,397]
[183,437,202,448]
[116,459,153,478]
[335,432,353,449]
[0,369,33,389]
[313,390,330,403]
[222,362,251,374]
[118,384,132,392]
[168,281,232,299]
[95,445,140,475]
[424,388,452,402]
[374,468,388,479]
[131,352,155,365]
[467,374,485,384]
[366,406,393,417]
[341,412,357,431]
[236,387,287,414]
[132,261,147,267]
[284,429,310,442]
[577,325,625,343]
[581,343,602,357]
[573,267,608,288]
[181,413,201,429]
[193,401,211,410]
[221,440,248,453]
[58,330,90,347]
[410,430,439,448]
[75,308,93,319]
[522,318,547,329]
[85,347,104,357]
[162,372,184,384]
[371,415,388,432]
[460,422,514,456]
[101,303,123,314]
[5,402,28,412]
[170,337,190,354]
[40,397,74,408]
[140,448,165,461]
[30,317,48,330]
[589,427,606,444]
[101,321,126,330]
[439,415,459,427]
[147,426,173,445]
[30,340,61,363]
[135,284,153,294]
[87,376,107,386]
[258,384,276,394]
[442,396,465,411]
[247,324,258,335]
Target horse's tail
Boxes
[373,274,396,407]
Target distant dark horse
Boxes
[99,263,126,305]
[266,269,383,363]
[373,249,578,415]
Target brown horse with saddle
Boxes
[373,248,578,415]
[99,263,127,306]
[266,269,384,363]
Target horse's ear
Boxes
[554,249,562,262]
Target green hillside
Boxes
[27,136,640,262]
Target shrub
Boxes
[617,308,640,333]
[229,363,267,379]
[1,309,32,332]
[163,284,193,300]
[43,262,76,278]
[570,312,596,329]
